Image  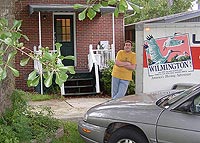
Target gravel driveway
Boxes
[28,97,110,122]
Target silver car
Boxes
[78,84,200,143]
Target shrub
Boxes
[0,90,61,143]
[100,60,115,95]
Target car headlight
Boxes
[83,113,88,122]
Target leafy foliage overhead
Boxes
[0,18,75,88]
[74,0,140,20]
[125,0,194,24]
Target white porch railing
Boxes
[34,43,115,95]
[89,44,115,70]
[88,44,115,93]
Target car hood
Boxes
[87,91,185,125]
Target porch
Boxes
[30,4,117,96]
[34,43,115,96]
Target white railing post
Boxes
[94,64,100,93]
[87,43,116,93]
[33,46,43,95]
[60,84,65,95]
[88,44,100,93]
[56,50,65,96]
[88,44,93,72]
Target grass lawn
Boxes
[52,121,85,143]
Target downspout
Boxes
[112,13,115,60]
[39,11,42,48]
[38,11,43,95]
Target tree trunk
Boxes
[0,0,15,115]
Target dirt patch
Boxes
[28,97,110,122]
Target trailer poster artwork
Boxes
[144,33,194,78]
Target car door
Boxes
[156,93,200,143]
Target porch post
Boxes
[39,11,42,48]
[38,11,43,95]
[112,13,115,60]
[112,13,115,49]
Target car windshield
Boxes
[157,84,199,108]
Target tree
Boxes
[125,0,194,24]
[0,1,75,115]
[0,0,15,115]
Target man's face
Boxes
[124,42,132,52]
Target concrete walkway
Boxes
[28,97,110,122]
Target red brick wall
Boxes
[15,0,124,91]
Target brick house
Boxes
[15,0,127,95]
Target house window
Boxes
[55,19,71,42]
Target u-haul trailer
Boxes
[135,16,200,94]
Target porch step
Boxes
[63,92,97,96]
[63,70,96,96]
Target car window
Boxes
[157,85,200,109]
[193,95,200,113]
[157,92,183,108]
[174,93,200,114]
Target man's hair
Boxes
[125,40,133,46]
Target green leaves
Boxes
[27,43,75,88]
[73,4,84,9]
[27,70,40,87]
[125,0,193,24]
[114,7,119,17]
[129,2,140,13]
[44,71,54,88]
[76,0,140,20]
[0,18,30,83]
[55,71,68,87]
[7,50,17,63]
[8,66,19,77]
[11,20,22,31]
[0,17,75,89]
[58,66,75,74]
[78,9,87,21]
[4,38,13,46]
[87,8,97,20]
[0,67,7,81]
[0,18,8,29]
[108,0,116,5]
[93,4,101,12]
[119,0,128,13]
[20,57,30,66]
[101,1,108,7]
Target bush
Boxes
[0,90,61,143]
[100,60,115,95]
[100,60,135,95]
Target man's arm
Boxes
[115,60,136,70]
[124,64,136,70]
[115,60,131,67]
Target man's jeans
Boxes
[111,77,129,99]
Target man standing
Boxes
[111,40,136,99]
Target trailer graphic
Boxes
[144,33,193,77]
